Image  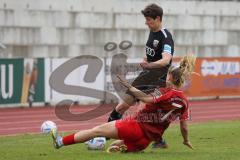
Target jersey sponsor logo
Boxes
[145,46,155,57]
[136,109,182,123]
[153,40,159,48]
[163,44,172,54]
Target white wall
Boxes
[0,0,239,58]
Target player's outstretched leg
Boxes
[50,121,118,149]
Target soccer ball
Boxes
[41,120,57,134]
[85,137,106,150]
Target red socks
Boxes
[62,133,76,145]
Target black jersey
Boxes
[126,29,174,96]
[145,28,174,64]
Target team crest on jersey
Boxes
[153,40,159,48]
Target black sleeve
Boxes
[162,36,174,56]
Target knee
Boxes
[116,102,130,114]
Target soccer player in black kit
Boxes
[108,3,174,148]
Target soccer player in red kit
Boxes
[50,55,195,152]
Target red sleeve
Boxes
[179,103,189,120]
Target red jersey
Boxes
[136,87,189,141]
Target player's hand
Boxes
[140,61,150,69]
[142,58,148,63]
[116,75,132,89]
[183,141,194,150]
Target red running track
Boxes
[0,99,239,136]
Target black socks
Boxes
[107,109,122,122]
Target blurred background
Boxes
[0,0,239,107]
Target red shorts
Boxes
[115,119,151,152]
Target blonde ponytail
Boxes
[170,55,196,88]
[179,54,196,78]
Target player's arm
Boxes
[128,86,153,103]
[140,56,148,69]
[143,56,147,62]
[180,120,194,149]
[141,36,174,69]
[116,75,154,103]
[146,52,172,69]
[117,76,173,104]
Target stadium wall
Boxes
[0,0,240,58]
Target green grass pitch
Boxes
[0,121,240,160]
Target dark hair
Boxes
[141,3,163,21]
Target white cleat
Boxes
[51,128,63,149]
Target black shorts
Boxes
[126,68,168,96]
